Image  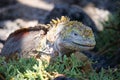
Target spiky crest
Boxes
[48,16,70,27]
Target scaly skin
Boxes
[45,16,96,56]
[1,16,96,71]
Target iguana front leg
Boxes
[74,52,93,73]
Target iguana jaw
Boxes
[59,35,96,50]
[71,38,96,49]
[72,41,95,47]
[62,41,95,51]
[53,37,95,55]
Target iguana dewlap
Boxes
[0,16,96,71]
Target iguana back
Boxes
[1,24,49,60]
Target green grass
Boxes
[0,54,120,80]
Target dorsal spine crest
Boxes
[49,16,70,27]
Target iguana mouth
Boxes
[72,42,95,47]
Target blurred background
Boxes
[0,0,120,70]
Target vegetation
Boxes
[0,54,120,80]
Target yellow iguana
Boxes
[0,16,96,71]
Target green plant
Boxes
[0,54,120,80]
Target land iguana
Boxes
[0,16,96,71]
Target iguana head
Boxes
[47,16,96,54]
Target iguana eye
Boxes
[74,33,78,36]
[72,31,79,37]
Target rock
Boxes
[15,19,38,28]
[0,20,20,41]
[82,50,120,71]
[83,3,110,31]
[0,43,4,53]
[0,19,38,39]
[0,0,53,21]
[0,0,17,7]
[54,76,77,80]
[45,5,98,33]
[45,0,117,31]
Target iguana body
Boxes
[0,24,50,60]
[1,16,96,71]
